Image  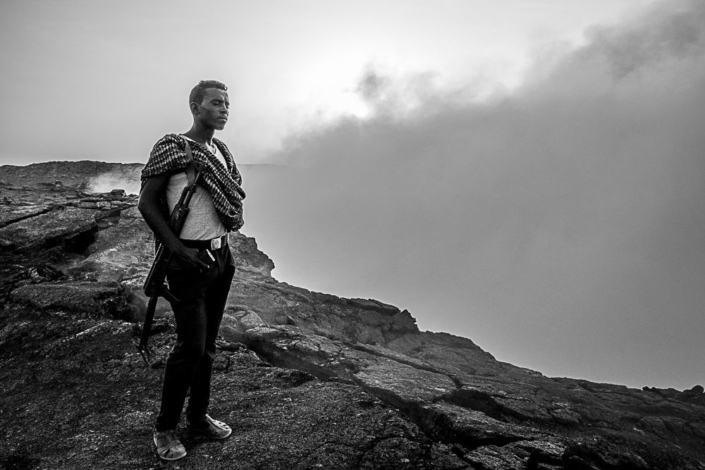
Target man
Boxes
[138,80,245,461]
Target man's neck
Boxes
[183,125,216,146]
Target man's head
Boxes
[189,80,229,130]
[189,80,227,107]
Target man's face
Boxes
[195,88,229,130]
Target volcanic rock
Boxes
[1,161,705,470]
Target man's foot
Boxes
[187,414,232,439]
[153,429,187,461]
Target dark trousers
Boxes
[155,243,235,432]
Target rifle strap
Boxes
[184,141,197,186]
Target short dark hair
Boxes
[189,80,228,107]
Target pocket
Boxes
[224,248,236,278]
[167,249,210,272]
[197,249,216,267]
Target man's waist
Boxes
[180,234,229,250]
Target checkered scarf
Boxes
[141,133,246,231]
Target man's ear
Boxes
[189,101,200,115]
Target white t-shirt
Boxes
[165,137,227,240]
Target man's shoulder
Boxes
[150,134,191,159]
[153,133,186,148]
[142,134,190,180]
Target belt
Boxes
[180,234,228,250]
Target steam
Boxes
[243,0,705,388]
[88,173,141,195]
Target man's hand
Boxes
[171,245,211,272]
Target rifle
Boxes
[137,145,204,366]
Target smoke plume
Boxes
[242,0,705,388]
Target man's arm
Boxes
[138,174,208,271]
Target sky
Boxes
[1,0,703,390]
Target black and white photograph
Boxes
[1,1,704,468]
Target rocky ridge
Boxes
[1,162,704,470]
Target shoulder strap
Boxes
[183,141,197,186]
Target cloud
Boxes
[352,65,445,117]
[243,0,705,388]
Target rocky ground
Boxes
[1,162,705,470]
